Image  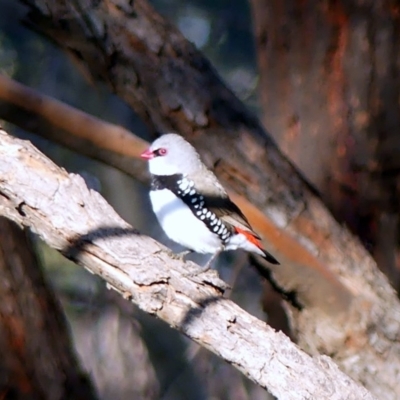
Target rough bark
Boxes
[0,216,97,400]
[6,0,400,397]
[251,0,400,287]
[0,129,376,400]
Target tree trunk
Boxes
[251,0,400,288]
[0,217,97,400]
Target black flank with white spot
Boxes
[151,174,232,243]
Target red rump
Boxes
[234,227,262,249]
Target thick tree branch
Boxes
[0,129,375,400]
[0,75,148,158]
[0,74,149,183]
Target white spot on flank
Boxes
[191,197,197,203]
[180,179,189,190]
[189,189,195,195]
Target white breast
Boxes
[150,189,222,254]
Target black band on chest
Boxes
[151,174,183,191]
[150,174,233,244]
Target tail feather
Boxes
[234,227,279,265]
[261,248,280,265]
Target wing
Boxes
[190,169,260,238]
[189,170,279,264]
[207,196,261,238]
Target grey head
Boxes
[141,133,205,176]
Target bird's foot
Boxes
[184,252,220,277]
[169,250,192,262]
[185,248,224,278]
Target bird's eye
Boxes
[156,148,167,156]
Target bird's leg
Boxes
[202,249,222,273]
[187,247,224,277]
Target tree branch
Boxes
[0,128,375,400]
[0,74,149,183]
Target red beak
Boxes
[140,149,154,160]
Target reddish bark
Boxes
[251,0,400,288]
[0,217,97,400]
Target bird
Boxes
[141,133,279,273]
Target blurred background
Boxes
[1,0,400,399]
